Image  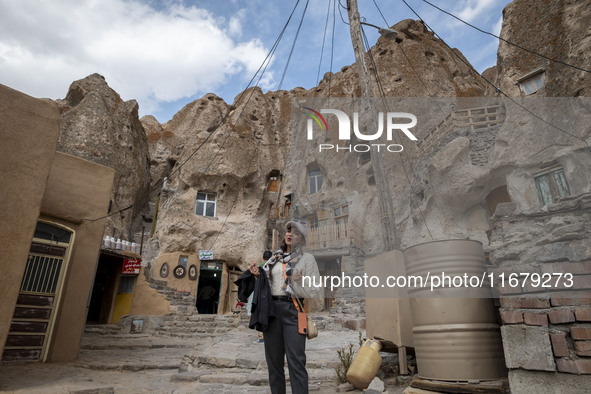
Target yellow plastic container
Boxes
[346,340,382,389]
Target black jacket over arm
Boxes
[234,270,276,331]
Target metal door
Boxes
[2,222,73,362]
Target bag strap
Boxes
[283,262,305,313]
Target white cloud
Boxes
[228,10,246,37]
[456,0,497,23]
[492,16,503,36]
[0,0,271,115]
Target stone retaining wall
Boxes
[487,193,591,390]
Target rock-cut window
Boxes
[195,192,217,217]
[309,170,322,194]
[534,167,570,205]
[517,69,545,95]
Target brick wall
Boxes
[488,193,591,377]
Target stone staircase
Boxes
[84,324,122,335]
[155,312,242,338]
[174,325,375,393]
[146,277,198,314]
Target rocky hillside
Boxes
[56,74,150,240]
[487,0,590,96]
[52,1,590,266]
[143,18,488,267]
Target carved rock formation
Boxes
[57,73,151,239]
[490,0,591,97]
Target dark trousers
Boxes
[263,299,308,394]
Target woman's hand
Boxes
[250,262,260,278]
[292,269,303,281]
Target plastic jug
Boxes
[346,339,382,389]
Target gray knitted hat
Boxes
[286,219,308,241]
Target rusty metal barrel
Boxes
[403,239,506,381]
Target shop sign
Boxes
[317,209,329,220]
[122,258,141,275]
[199,250,214,260]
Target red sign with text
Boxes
[122,258,141,275]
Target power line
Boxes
[168,0,303,182]
[337,0,349,25]
[210,1,314,250]
[316,0,332,86]
[83,204,134,223]
[400,0,589,147]
[419,0,591,74]
[371,0,388,27]
[82,1,303,223]
[328,0,337,98]
[361,25,434,240]
[371,0,445,115]
[278,0,309,91]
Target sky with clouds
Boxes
[0,0,511,123]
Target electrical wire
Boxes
[82,1,303,223]
[316,0,333,86]
[168,0,302,182]
[371,0,389,27]
[371,0,445,115]
[278,0,310,91]
[207,131,263,251]
[401,0,589,147]
[337,0,349,25]
[210,1,314,250]
[419,0,591,74]
[328,0,337,98]
[361,25,434,240]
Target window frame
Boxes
[517,69,545,95]
[534,167,570,205]
[309,170,322,194]
[308,217,319,231]
[195,192,217,217]
[178,255,188,268]
[333,204,349,238]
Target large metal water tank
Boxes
[403,239,506,381]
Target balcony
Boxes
[306,220,362,251]
[416,103,506,159]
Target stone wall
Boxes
[488,193,591,388]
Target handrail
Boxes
[416,104,505,159]
[306,220,361,251]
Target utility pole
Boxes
[347,0,399,250]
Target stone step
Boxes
[81,341,189,350]
[155,326,236,336]
[75,348,189,371]
[156,326,217,334]
[190,355,341,371]
[155,331,218,339]
[84,324,122,335]
[174,367,336,386]
[162,323,237,329]
[163,317,239,324]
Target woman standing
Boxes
[250,219,321,394]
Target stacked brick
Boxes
[499,297,591,374]
[488,193,591,377]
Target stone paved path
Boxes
[0,326,410,393]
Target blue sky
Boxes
[0,0,512,123]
